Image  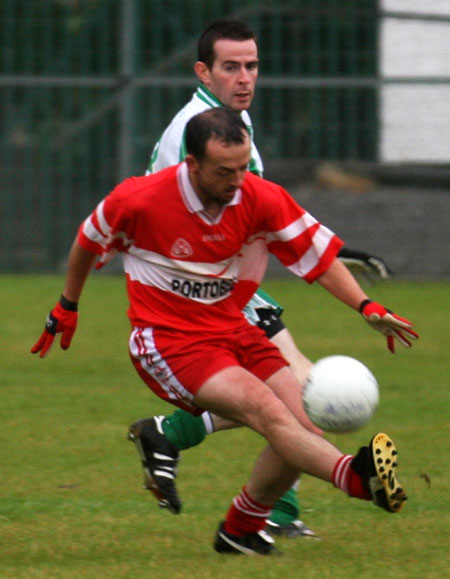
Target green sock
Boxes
[269,487,301,526]
[161,409,207,451]
[162,410,300,525]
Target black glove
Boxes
[338,247,392,285]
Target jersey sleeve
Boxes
[264,186,343,283]
[244,178,342,284]
[146,100,198,174]
[241,110,264,176]
[147,126,185,174]
[77,178,140,265]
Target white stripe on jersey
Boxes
[129,327,195,405]
[287,225,336,277]
[82,200,114,245]
[77,163,342,329]
[95,200,110,236]
[82,217,105,245]
[197,85,219,108]
[127,244,238,277]
[266,213,317,243]
[123,250,238,304]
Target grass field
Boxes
[1,274,449,578]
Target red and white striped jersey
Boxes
[78,163,343,332]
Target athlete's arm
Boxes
[62,240,98,303]
[316,257,418,352]
[316,258,368,311]
[31,240,97,358]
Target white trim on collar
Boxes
[176,163,242,218]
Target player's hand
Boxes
[31,296,78,358]
[338,248,391,285]
[359,299,418,353]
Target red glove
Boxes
[359,299,419,353]
[31,295,78,358]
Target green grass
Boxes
[1,274,449,578]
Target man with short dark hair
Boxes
[137,19,392,538]
[32,107,415,555]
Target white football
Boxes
[303,355,379,433]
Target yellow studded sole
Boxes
[371,432,407,513]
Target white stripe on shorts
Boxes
[129,327,195,405]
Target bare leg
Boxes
[270,328,312,387]
[194,365,342,505]
[209,414,243,431]
[209,327,313,432]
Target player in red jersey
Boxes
[133,19,392,539]
[32,108,416,555]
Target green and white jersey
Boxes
[242,288,284,325]
[146,84,282,323]
[147,84,264,176]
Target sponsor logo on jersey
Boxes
[171,238,193,258]
[171,278,233,300]
[202,233,226,242]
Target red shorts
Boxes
[128,323,288,415]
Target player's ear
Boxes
[185,154,199,173]
[194,61,210,84]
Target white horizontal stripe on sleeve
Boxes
[266,213,317,243]
[82,216,106,245]
[287,224,335,277]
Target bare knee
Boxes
[240,387,292,437]
[193,366,296,436]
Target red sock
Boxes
[224,486,272,536]
[332,455,371,500]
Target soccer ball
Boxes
[303,355,379,433]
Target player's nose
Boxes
[231,169,246,188]
[237,66,251,83]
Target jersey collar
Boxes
[177,163,242,220]
[196,84,223,108]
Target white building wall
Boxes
[379,0,450,162]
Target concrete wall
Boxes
[266,181,450,280]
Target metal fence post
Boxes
[118,0,136,181]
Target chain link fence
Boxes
[1,0,449,272]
